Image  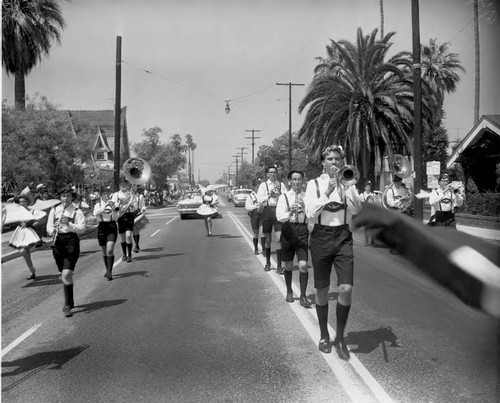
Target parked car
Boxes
[177,191,203,219]
[233,189,253,207]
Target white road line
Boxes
[228,211,394,403]
[150,229,160,237]
[2,323,42,358]
[165,217,177,225]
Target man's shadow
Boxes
[2,345,90,391]
[211,234,242,239]
[111,270,149,279]
[72,299,127,314]
[132,253,184,262]
[345,326,401,362]
[22,274,61,288]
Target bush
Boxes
[462,192,500,216]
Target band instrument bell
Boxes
[390,154,412,179]
[122,157,151,185]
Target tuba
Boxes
[123,157,152,185]
[382,154,413,213]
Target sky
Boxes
[2,0,500,183]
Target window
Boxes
[96,152,106,160]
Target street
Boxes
[2,199,499,403]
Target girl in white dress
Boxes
[9,196,46,280]
[196,189,219,236]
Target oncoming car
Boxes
[233,189,253,207]
[177,191,203,219]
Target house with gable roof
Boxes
[68,107,131,169]
[447,114,500,192]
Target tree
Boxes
[379,0,384,39]
[2,0,65,110]
[132,129,187,189]
[2,108,92,191]
[299,28,437,183]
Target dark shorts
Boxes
[262,206,282,234]
[52,232,80,272]
[118,212,135,233]
[249,210,262,231]
[309,224,353,289]
[97,221,118,246]
[434,211,457,228]
[281,222,309,262]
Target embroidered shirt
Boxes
[47,203,86,236]
[256,180,287,207]
[429,187,463,212]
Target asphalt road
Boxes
[2,200,499,402]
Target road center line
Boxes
[150,229,160,237]
[165,217,177,225]
[228,211,394,403]
[2,323,42,358]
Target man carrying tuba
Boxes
[111,180,137,262]
[385,174,412,215]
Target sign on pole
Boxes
[426,161,440,176]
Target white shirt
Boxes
[304,173,362,226]
[360,191,375,202]
[47,203,86,236]
[93,199,120,222]
[276,189,307,224]
[429,187,463,212]
[245,191,260,212]
[385,185,410,209]
[256,180,287,207]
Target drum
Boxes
[134,213,150,232]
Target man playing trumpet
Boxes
[304,145,362,360]
[428,173,464,228]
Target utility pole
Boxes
[227,165,231,186]
[411,0,423,221]
[233,155,241,187]
[113,36,122,192]
[276,81,304,171]
[245,129,261,164]
[236,147,248,165]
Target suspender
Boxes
[314,179,347,225]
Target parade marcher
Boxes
[35,184,46,202]
[304,145,362,359]
[196,187,219,236]
[46,186,86,317]
[276,170,311,308]
[112,181,136,263]
[19,182,36,206]
[428,173,464,228]
[93,191,119,280]
[9,196,46,280]
[359,180,376,246]
[245,187,265,255]
[385,175,412,213]
[132,186,147,252]
[257,165,287,273]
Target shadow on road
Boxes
[80,249,101,257]
[22,274,61,288]
[345,326,401,362]
[131,253,184,261]
[73,299,127,314]
[112,271,149,279]
[2,345,90,391]
[210,234,242,239]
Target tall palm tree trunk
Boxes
[14,72,26,110]
[473,0,480,124]
[380,0,384,39]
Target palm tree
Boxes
[298,28,436,181]
[2,0,65,110]
[379,0,384,39]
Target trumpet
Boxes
[332,165,360,187]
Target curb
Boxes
[1,225,98,264]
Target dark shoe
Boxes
[126,256,132,263]
[122,256,127,261]
[285,292,294,303]
[299,296,312,308]
[277,267,284,275]
[108,275,113,281]
[333,339,350,360]
[104,272,110,279]
[318,338,331,354]
[62,305,72,317]
[264,263,271,272]
[254,249,259,255]
[27,273,36,280]
[134,247,140,253]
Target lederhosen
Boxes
[434,191,457,228]
[262,182,282,233]
[97,206,118,246]
[52,209,80,272]
[117,194,135,233]
[309,179,353,288]
[280,193,309,262]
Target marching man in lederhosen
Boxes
[112,181,136,262]
[276,170,312,308]
[47,186,86,317]
[257,165,287,273]
[428,173,464,228]
[304,145,362,360]
[93,191,119,280]
[245,185,265,255]
[132,185,147,252]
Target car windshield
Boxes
[235,190,252,195]
[184,192,201,199]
